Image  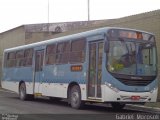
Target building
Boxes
[0,9,160,99]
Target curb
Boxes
[126,104,160,114]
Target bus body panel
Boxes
[2,81,19,93]
[1,27,158,104]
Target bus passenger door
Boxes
[34,50,44,95]
[88,41,103,99]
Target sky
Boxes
[0,0,159,33]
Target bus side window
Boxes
[16,50,24,67]
[56,43,64,64]
[4,53,8,68]
[7,52,16,68]
[46,44,56,65]
[24,48,33,66]
[56,41,70,64]
[61,42,70,64]
[70,38,86,63]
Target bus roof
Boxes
[4,27,154,52]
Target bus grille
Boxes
[111,73,156,86]
[119,78,153,86]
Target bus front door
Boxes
[88,42,103,99]
[34,50,44,96]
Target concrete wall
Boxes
[0,26,25,51]
[25,32,57,44]
[0,26,25,86]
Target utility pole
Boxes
[48,0,50,31]
[88,0,90,21]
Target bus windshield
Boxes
[107,37,157,76]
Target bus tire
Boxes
[70,85,84,109]
[19,82,28,101]
[111,102,125,110]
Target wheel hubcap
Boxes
[72,91,79,105]
[20,86,25,99]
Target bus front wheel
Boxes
[70,85,84,109]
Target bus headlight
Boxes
[105,82,120,93]
[150,87,157,93]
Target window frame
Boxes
[7,52,16,68]
[46,44,57,65]
[24,48,33,67]
[56,41,70,64]
[70,38,86,63]
[16,50,25,67]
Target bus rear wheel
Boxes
[70,85,84,109]
[19,82,27,100]
[111,102,125,110]
[19,82,33,100]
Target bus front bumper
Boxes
[102,85,158,103]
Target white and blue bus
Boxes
[2,27,158,109]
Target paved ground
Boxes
[0,88,147,114]
[0,88,159,120]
